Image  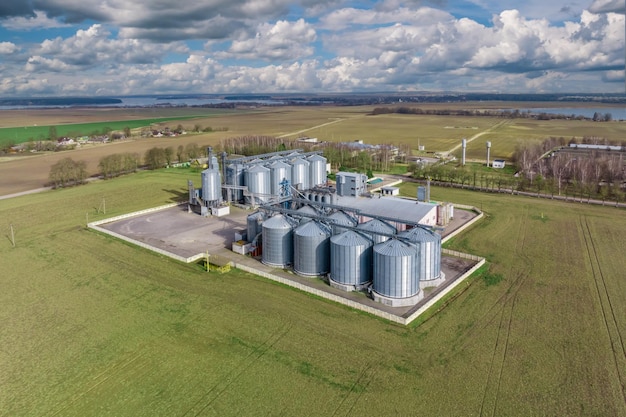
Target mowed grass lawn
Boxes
[1,169,625,416]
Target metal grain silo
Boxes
[247,211,265,243]
[296,205,318,223]
[356,218,396,244]
[246,164,271,203]
[261,214,294,267]
[293,221,331,276]
[226,163,245,201]
[372,239,419,299]
[328,210,357,235]
[330,231,373,287]
[269,160,292,196]
[308,154,327,187]
[201,168,222,205]
[399,227,442,281]
[291,158,310,191]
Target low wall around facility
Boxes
[234,252,485,326]
[88,202,183,227]
[87,201,486,326]
[233,263,407,325]
[441,205,483,244]
[87,202,204,264]
[402,256,485,324]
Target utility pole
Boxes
[10,224,15,247]
[206,250,210,272]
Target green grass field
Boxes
[2,105,625,196]
[0,116,226,147]
[1,169,625,416]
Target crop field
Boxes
[1,104,625,196]
[0,116,227,147]
[1,169,625,416]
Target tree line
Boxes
[512,137,626,201]
[406,135,626,204]
[48,142,212,188]
[370,106,614,121]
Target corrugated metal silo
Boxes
[356,218,396,244]
[330,231,373,286]
[399,227,442,281]
[246,164,271,203]
[308,154,327,187]
[293,221,331,276]
[201,168,221,204]
[296,205,318,223]
[291,158,310,191]
[328,210,357,235]
[372,239,419,298]
[226,163,245,201]
[261,214,294,267]
[247,211,265,242]
[269,160,292,196]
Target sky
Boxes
[0,0,624,96]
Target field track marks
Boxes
[276,117,357,139]
[331,361,376,417]
[47,349,150,417]
[579,216,626,405]
[182,324,292,417]
[445,120,511,155]
[479,207,531,417]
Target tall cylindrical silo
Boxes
[372,239,419,299]
[328,210,357,235]
[201,168,222,205]
[293,221,331,276]
[399,227,442,281]
[308,154,327,187]
[247,211,265,243]
[330,231,373,287]
[226,163,245,201]
[269,160,292,196]
[246,164,271,204]
[291,158,310,191]
[356,218,396,244]
[261,214,294,267]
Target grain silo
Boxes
[293,221,331,276]
[356,218,396,244]
[329,230,373,290]
[308,154,327,187]
[328,210,357,235]
[225,163,245,201]
[291,157,310,191]
[246,164,271,204]
[372,239,420,305]
[200,168,222,206]
[269,160,292,196]
[247,211,265,243]
[399,226,442,282]
[296,204,318,223]
[261,214,294,267]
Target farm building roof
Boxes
[333,195,436,226]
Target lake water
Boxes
[0,96,285,110]
[516,107,626,120]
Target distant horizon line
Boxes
[2,92,626,99]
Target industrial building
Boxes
[187,149,449,308]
